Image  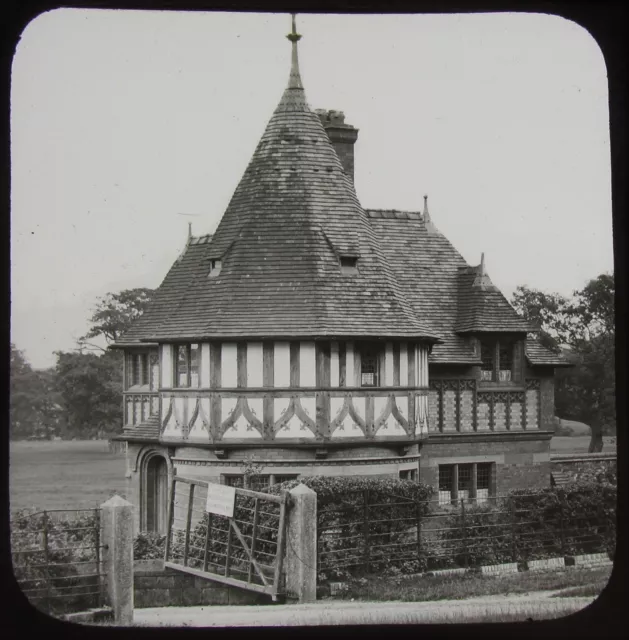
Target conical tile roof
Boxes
[125,23,439,344]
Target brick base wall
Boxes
[420,434,552,494]
[134,560,268,608]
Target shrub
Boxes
[438,482,616,568]
[267,476,435,581]
[133,532,166,560]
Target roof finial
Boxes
[480,252,486,276]
[286,13,303,90]
[423,194,431,223]
[188,222,192,242]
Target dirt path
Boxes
[133,591,597,627]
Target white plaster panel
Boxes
[161,344,173,388]
[345,342,355,386]
[300,397,315,420]
[330,397,345,420]
[332,414,363,438]
[330,341,340,387]
[200,343,210,387]
[374,396,389,422]
[384,342,394,386]
[276,414,315,439]
[221,398,238,423]
[223,415,262,439]
[399,343,408,387]
[274,398,291,422]
[221,343,238,388]
[247,342,263,388]
[274,342,290,388]
[300,341,316,388]
[247,398,263,421]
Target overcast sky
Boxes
[11,9,612,369]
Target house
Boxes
[111,17,569,533]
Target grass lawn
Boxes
[333,566,612,603]
[9,440,127,515]
[550,436,616,454]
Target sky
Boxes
[10,10,613,369]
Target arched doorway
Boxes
[145,455,168,534]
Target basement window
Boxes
[438,463,495,506]
[209,259,222,277]
[340,256,359,275]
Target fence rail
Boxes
[11,508,108,616]
[317,490,614,580]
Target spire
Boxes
[473,252,494,289]
[286,13,303,90]
[187,222,192,242]
[423,194,437,234]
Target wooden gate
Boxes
[164,476,290,601]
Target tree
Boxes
[53,350,123,438]
[10,344,58,439]
[80,288,154,347]
[511,274,615,452]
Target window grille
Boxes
[131,353,149,386]
[175,344,200,388]
[458,464,472,501]
[361,350,379,387]
[438,465,454,505]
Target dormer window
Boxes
[209,259,222,277]
[340,256,358,275]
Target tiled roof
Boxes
[120,38,439,344]
[525,340,573,366]
[122,414,160,440]
[455,265,533,333]
[366,210,478,363]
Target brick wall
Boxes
[420,433,552,493]
[134,560,267,608]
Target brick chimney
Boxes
[315,109,359,182]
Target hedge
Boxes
[11,510,103,615]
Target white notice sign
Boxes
[206,483,236,518]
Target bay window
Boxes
[129,352,149,387]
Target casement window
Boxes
[479,338,516,382]
[223,474,299,490]
[399,468,418,482]
[129,353,150,387]
[175,344,200,388]
[438,463,494,505]
[359,344,381,387]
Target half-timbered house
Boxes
[111,18,569,533]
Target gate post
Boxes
[285,484,317,603]
[101,495,134,625]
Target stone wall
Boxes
[133,560,268,608]
[551,454,616,483]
